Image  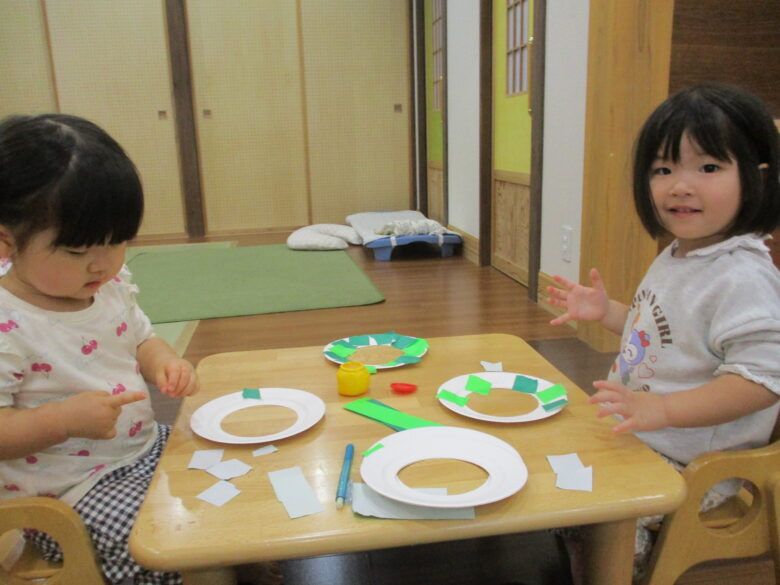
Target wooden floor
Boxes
[138,233,774,585]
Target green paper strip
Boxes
[328,342,357,359]
[363,443,384,456]
[365,365,377,374]
[242,388,261,399]
[370,332,397,345]
[437,389,469,406]
[364,399,404,431]
[344,397,442,430]
[387,355,421,366]
[465,375,492,395]
[324,351,347,363]
[401,338,429,357]
[512,375,538,393]
[542,398,568,412]
[536,383,567,404]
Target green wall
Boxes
[425,0,443,164]
[493,0,532,174]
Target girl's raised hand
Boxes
[156,358,199,398]
[546,268,610,326]
[60,390,146,440]
[588,380,670,433]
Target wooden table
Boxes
[130,334,686,585]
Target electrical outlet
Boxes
[561,225,573,263]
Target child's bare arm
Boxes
[137,337,199,398]
[589,373,778,433]
[0,390,146,460]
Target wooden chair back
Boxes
[0,496,104,584]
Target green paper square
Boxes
[390,335,417,349]
[242,388,261,399]
[370,332,397,345]
[329,343,357,359]
[465,375,492,395]
[401,338,429,357]
[349,335,371,346]
[542,398,568,412]
[437,389,469,406]
[536,383,567,403]
[512,375,538,393]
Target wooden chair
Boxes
[0,496,105,584]
[642,417,780,585]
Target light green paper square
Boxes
[465,375,492,395]
[536,383,567,403]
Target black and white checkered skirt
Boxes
[28,423,182,585]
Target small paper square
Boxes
[206,459,253,480]
[197,480,241,507]
[188,449,224,470]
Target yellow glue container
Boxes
[337,361,370,396]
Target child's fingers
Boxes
[549,312,572,326]
[107,391,146,408]
[551,274,576,290]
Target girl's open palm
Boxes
[546,268,610,326]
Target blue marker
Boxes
[335,443,354,509]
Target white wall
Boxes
[445,0,481,237]
[539,0,589,283]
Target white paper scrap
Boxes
[197,480,241,507]
[253,445,279,457]
[267,467,324,519]
[480,361,503,372]
[555,466,593,492]
[206,458,253,480]
[351,483,475,520]
[546,453,585,475]
[188,449,224,470]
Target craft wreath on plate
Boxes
[323,332,428,371]
[436,371,568,423]
[360,426,528,508]
[189,388,326,444]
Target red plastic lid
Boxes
[390,382,418,394]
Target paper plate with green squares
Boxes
[436,372,568,423]
[323,332,428,371]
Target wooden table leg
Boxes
[581,519,636,585]
[182,567,238,585]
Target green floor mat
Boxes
[126,245,384,323]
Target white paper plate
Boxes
[437,372,567,423]
[360,426,527,508]
[322,332,428,370]
[189,388,325,444]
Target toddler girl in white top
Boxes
[547,83,780,582]
[0,114,198,585]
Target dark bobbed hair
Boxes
[633,83,780,238]
[0,113,143,250]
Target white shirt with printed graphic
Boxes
[0,266,157,505]
[608,234,780,468]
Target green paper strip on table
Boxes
[344,397,442,431]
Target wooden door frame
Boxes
[479,0,546,284]
[165,0,205,238]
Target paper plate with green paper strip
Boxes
[323,332,428,371]
[436,371,568,423]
